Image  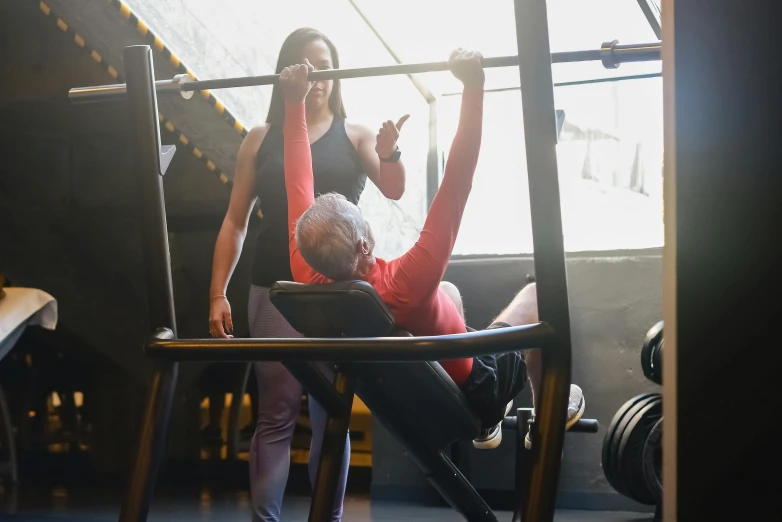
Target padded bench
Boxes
[269,280,598,522]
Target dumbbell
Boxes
[641,321,663,385]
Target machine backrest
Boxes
[269,280,482,450]
[270,280,394,337]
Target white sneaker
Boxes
[524,384,585,450]
[566,384,586,430]
[473,401,514,450]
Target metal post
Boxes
[426,99,440,209]
[513,0,572,520]
[118,45,180,522]
[309,370,356,522]
[0,386,18,483]
[513,408,534,522]
[636,0,662,40]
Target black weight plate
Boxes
[640,344,655,383]
[641,321,664,384]
[653,340,663,385]
[608,394,661,498]
[617,398,662,504]
[619,402,662,504]
[602,393,656,490]
[607,394,660,496]
[602,393,657,494]
[602,393,657,492]
[643,417,663,506]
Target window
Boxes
[126,0,664,257]
[439,75,664,255]
[125,0,432,260]
[346,76,430,259]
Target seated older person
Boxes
[278,49,585,449]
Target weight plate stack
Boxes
[641,321,664,385]
[602,393,656,494]
[643,417,663,507]
[617,396,662,504]
[602,393,662,504]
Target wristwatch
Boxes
[380,146,402,163]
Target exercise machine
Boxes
[69,0,663,520]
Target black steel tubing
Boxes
[635,0,662,40]
[118,362,178,522]
[426,100,440,209]
[0,386,18,484]
[145,322,555,362]
[118,46,179,522]
[126,47,178,338]
[283,362,351,416]
[503,415,598,433]
[514,0,573,520]
[308,371,356,522]
[512,408,534,522]
[441,72,662,97]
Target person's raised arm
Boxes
[386,49,485,304]
[281,61,330,284]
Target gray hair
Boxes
[295,193,372,280]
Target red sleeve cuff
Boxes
[284,100,306,120]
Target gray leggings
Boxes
[248,285,349,522]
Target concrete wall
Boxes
[371,251,663,512]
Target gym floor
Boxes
[0,457,655,522]
[0,488,655,522]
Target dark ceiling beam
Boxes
[636,0,662,40]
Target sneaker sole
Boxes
[566,397,586,431]
[473,402,514,450]
[524,397,587,450]
[473,429,502,450]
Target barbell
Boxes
[68,40,661,103]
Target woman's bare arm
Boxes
[348,119,408,200]
[208,125,268,337]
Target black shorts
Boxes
[458,322,528,427]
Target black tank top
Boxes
[251,115,367,287]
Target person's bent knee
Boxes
[494,282,538,326]
[519,282,536,301]
[439,281,465,319]
[439,281,462,303]
[439,280,460,297]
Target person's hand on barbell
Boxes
[280,59,315,102]
[375,114,409,160]
[448,48,485,86]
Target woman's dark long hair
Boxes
[266,28,346,126]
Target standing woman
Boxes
[208,28,407,522]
